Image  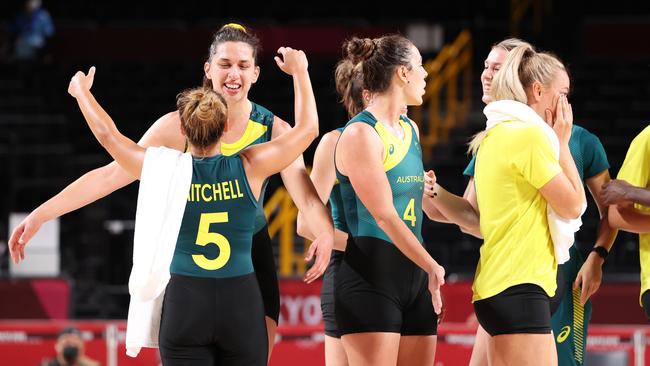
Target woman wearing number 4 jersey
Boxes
[333,34,445,366]
[60,45,323,365]
[8,23,334,359]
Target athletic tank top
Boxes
[336,111,424,244]
[170,154,259,278]
[184,101,274,233]
[329,127,348,233]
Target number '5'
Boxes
[192,213,231,270]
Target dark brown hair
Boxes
[176,88,228,150]
[334,59,365,117]
[342,35,413,94]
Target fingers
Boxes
[432,290,443,315]
[273,56,284,69]
[88,66,96,78]
[8,224,25,264]
[303,255,326,284]
[580,283,589,306]
[304,241,318,262]
[545,109,553,127]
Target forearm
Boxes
[75,89,120,148]
[593,214,618,251]
[432,184,480,234]
[377,213,438,274]
[422,195,450,223]
[609,204,650,233]
[292,69,318,138]
[32,162,134,222]
[559,145,586,207]
[628,187,650,206]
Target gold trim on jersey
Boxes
[375,118,413,172]
[221,120,268,156]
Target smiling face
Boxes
[403,44,428,106]
[480,46,508,104]
[203,41,259,104]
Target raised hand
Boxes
[546,94,573,145]
[423,170,437,198]
[68,66,96,98]
[274,47,308,76]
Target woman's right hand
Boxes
[428,263,446,315]
[546,94,573,145]
[274,47,308,76]
[8,212,44,264]
[67,66,96,99]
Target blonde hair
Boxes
[468,44,565,155]
[176,87,228,152]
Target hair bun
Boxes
[344,37,376,64]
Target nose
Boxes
[227,67,240,79]
[482,69,492,81]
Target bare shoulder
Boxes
[139,110,184,150]
[402,115,420,138]
[318,129,342,149]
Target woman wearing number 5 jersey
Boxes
[8,23,334,358]
[61,45,323,365]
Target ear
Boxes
[223,118,230,132]
[203,61,211,80]
[530,81,543,103]
[396,65,409,85]
[252,65,260,84]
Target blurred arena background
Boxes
[1,0,650,364]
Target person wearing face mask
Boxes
[41,327,99,366]
[9,23,334,359]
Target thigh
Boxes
[159,275,217,365]
[335,261,402,335]
[325,335,349,366]
[216,274,268,366]
[322,250,344,338]
[341,332,400,366]
[401,274,438,336]
[396,335,437,366]
[469,325,490,366]
[251,226,280,324]
[552,287,591,366]
[491,333,557,366]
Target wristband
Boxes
[590,246,608,261]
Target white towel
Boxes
[125,146,192,357]
[483,100,586,264]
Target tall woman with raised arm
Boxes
[9,24,334,357]
[64,45,321,365]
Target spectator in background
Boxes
[40,327,100,366]
[10,0,54,62]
